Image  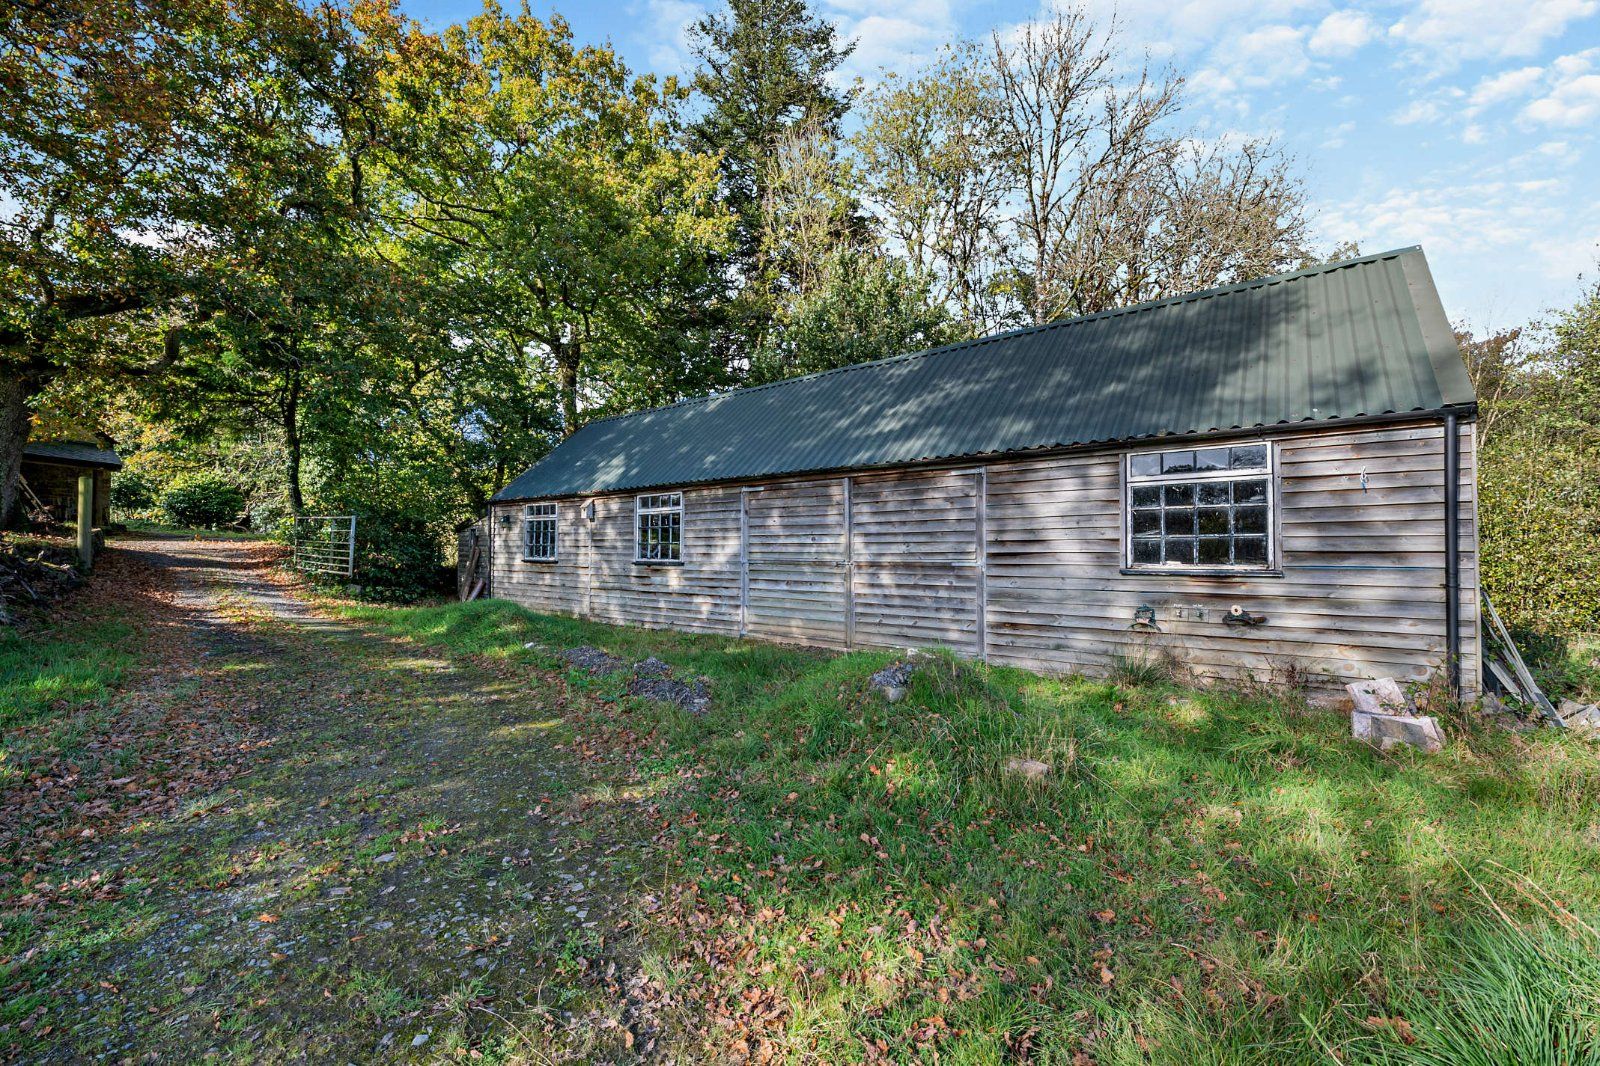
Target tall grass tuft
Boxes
[1107,651,1178,688]
[1368,907,1600,1065]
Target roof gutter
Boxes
[490,405,1480,506]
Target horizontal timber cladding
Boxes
[983,420,1479,693]
[743,479,849,646]
[487,417,1479,694]
[849,468,982,653]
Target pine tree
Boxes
[688,0,854,289]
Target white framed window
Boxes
[522,502,558,561]
[635,492,683,563]
[1125,442,1275,571]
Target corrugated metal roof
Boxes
[495,246,1475,503]
[22,441,123,470]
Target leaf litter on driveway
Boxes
[2,537,673,1062]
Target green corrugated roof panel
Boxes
[22,441,123,470]
[495,247,1475,503]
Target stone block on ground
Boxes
[1362,712,1446,754]
[1563,704,1600,735]
[1559,698,1599,721]
[1347,677,1411,717]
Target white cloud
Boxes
[1552,46,1600,76]
[1321,119,1356,148]
[1061,0,1318,58]
[825,0,956,84]
[1319,180,1549,260]
[1191,23,1313,95]
[1391,97,1445,125]
[1308,11,1375,57]
[1388,0,1599,67]
[1522,72,1600,125]
[1544,229,1600,281]
[637,0,705,73]
[1467,66,1546,110]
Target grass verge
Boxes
[337,596,1600,1064]
[0,616,136,734]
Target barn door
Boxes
[849,468,984,654]
[741,479,849,647]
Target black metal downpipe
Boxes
[1444,413,1461,699]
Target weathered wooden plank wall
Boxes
[487,419,1480,695]
[984,422,1478,691]
[744,479,849,646]
[849,468,981,653]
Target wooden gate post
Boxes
[76,473,94,570]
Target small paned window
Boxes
[635,492,683,563]
[1126,443,1273,570]
[523,503,557,561]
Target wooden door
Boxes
[741,479,849,647]
[849,468,984,654]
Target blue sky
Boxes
[401,0,1600,331]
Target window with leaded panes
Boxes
[1125,443,1273,570]
[522,503,557,561]
[634,492,683,563]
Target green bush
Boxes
[315,506,448,603]
[160,474,245,529]
[1479,433,1600,633]
[110,468,162,514]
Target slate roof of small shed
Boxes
[496,246,1475,503]
[22,441,123,470]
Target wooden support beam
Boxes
[76,474,93,570]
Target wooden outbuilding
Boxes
[20,439,121,529]
[485,248,1480,696]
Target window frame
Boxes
[521,502,559,562]
[634,491,684,565]
[1122,441,1279,576]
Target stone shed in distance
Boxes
[486,247,1480,697]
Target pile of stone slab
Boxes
[1558,699,1600,736]
[1347,678,1446,753]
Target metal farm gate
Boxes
[292,515,356,577]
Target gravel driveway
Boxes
[8,537,658,1062]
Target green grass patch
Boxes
[343,596,1600,1063]
[0,616,136,732]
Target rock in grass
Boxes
[870,661,917,703]
[1004,757,1052,780]
[633,657,671,679]
[628,675,710,715]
